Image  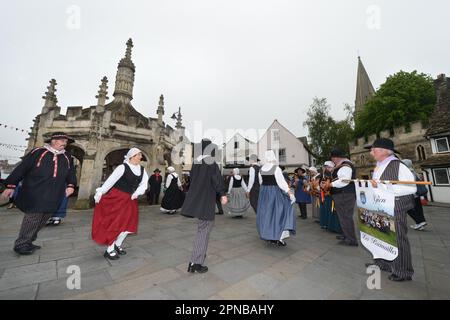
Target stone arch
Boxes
[66,144,86,202]
[416,145,426,161]
[102,147,150,181]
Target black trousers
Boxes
[298,203,307,218]
[147,190,161,205]
[15,213,53,249]
[407,197,426,224]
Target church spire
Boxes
[41,79,58,114]
[157,94,165,125]
[355,56,375,115]
[113,38,136,104]
[175,107,183,129]
[95,76,109,108]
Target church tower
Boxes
[355,56,375,115]
[112,38,135,104]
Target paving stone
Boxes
[0,261,57,290]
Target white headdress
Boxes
[323,161,335,168]
[264,150,278,164]
[167,166,176,173]
[123,148,142,163]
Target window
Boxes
[272,130,280,142]
[360,154,365,165]
[417,145,426,161]
[435,137,450,153]
[433,168,450,185]
[279,148,286,163]
[234,141,239,149]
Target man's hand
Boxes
[65,187,75,198]
[245,192,250,198]
[1,189,14,200]
[370,180,378,188]
[220,196,228,205]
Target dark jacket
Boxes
[181,158,225,221]
[4,147,77,214]
[148,174,163,193]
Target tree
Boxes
[354,70,436,137]
[303,98,354,164]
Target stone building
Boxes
[25,39,190,209]
[421,74,450,203]
[349,57,434,178]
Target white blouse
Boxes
[96,163,149,198]
[372,159,417,197]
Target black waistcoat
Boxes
[379,160,415,214]
[331,161,356,194]
[260,165,278,186]
[113,164,144,194]
[232,177,242,188]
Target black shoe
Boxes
[31,244,41,250]
[114,245,127,255]
[314,220,320,224]
[187,263,208,273]
[388,274,412,282]
[104,250,120,260]
[14,245,35,255]
[216,212,224,215]
[336,235,346,240]
[299,216,307,220]
[276,240,287,247]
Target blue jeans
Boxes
[53,196,69,218]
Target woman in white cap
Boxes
[91,148,148,260]
[160,166,185,214]
[257,150,296,246]
[226,168,251,218]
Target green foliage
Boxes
[354,71,436,137]
[304,98,354,164]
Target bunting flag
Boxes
[0,123,30,134]
[0,142,27,152]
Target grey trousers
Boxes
[190,219,215,265]
[14,213,53,249]
[374,209,414,278]
[332,193,357,243]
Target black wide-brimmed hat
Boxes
[364,138,399,154]
[330,147,347,158]
[154,168,161,173]
[44,132,75,143]
[246,154,261,162]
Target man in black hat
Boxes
[0,132,77,255]
[246,154,261,214]
[364,138,416,281]
[181,139,228,273]
[327,147,358,246]
[147,168,163,205]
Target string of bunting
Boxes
[0,143,27,152]
[0,123,30,134]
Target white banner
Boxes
[355,182,398,261]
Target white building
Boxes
[257,120,315,173]
[221,133,257,175]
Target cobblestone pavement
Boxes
[0,204,449,300]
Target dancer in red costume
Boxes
[92,148,148,260]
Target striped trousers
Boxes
[14,213,53,249]
[374,209,414,278]
[190,219,214,265]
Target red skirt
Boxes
[92,188,139,246]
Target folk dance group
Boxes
[1,133,419,281]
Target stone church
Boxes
[25,39,190,209]
[349,57,436,178]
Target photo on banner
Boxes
[356,181,398,261]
